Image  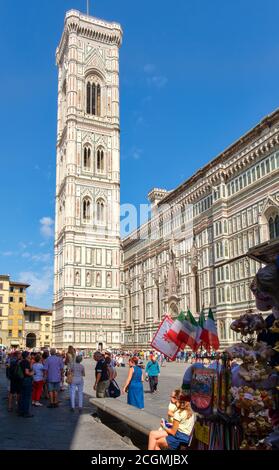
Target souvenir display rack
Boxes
[189,238,279,450]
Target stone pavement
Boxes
[0,359,189,450]
[83,359,189,420]
[0,365,137,450]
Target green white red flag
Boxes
[177,309,199,350]
[200,308,220,351]
[193,309,206,351]
[166,311,187,349]
[166,309,199,351]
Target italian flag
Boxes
[166,311,187,349]
[177,309,199,350]
[200,308,220,351]
[193,309,205,351]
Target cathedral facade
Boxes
[122,110,279,350]
[53,10,279,352]
[53,10,122,350]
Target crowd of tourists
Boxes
[1,345,196,449]
[2,346,164,417]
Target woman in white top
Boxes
[149,395,195,450]
[148,388,180,448]
[69,355,85,413]
[32,354,45,407]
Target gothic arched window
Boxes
[86,82,91,114]
[220,320,226,340]
[275,215,279,238]
[97,199,105,223]
[269,214,279,239]
[82,198,91,223]
[97,84,101,116]
[86,80,101,116]
[97,148,105,173]
[83,146,91,170]
[269,216,276,239]
[96,272,101,288]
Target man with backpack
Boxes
[17,351,34,418]
[93,351,110,398]
[7,351,22,412]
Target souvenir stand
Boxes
[183,352,243,450]
[183,238,279,450]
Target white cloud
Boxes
[19,266,52,299]
[19,242,28,249]
[131,148,143,160]
[1,251,14,256]
[40,217,54,238]
[136,116,144,125]
[144,64,168,89]
[31,253,51,263]
[144,63,156,74]
[147,75,168,88]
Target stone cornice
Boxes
[56,10,123,65]
[122,109,279,251]
[160,108,279,207]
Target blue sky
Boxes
[1,0,279,308]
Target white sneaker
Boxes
[35,402,43,407]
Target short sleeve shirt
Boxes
[168,402,177,423]
[173,410,195,435]
[20,359,31,378]
[95,359,109,382]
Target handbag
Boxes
[108,379,121,398]
[66,369,73,385]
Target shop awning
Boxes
[247,237,279,264]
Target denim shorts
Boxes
[48,382,60,392]
[166,431,190,450]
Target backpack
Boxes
[7,359,18,380]
[15,362,24,380]
[107,379,121,398]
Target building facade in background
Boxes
[23,306,52,349]
[53,11,123,350]
[122,110,279,350]
[0,275,52,349]
[0,275,10,346]
[7,280,29,348]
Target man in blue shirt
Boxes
[145,355,160,394]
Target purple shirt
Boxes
[44,355,64,383]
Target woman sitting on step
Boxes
[148,394,195,450]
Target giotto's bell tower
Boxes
[53,10,123,350]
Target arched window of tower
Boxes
[97,148,105,173]
[86,77,102,117]
[82,197,91,223]
[96,199,105,223]
[83,145,91,170]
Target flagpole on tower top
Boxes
[87,0,90,16]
